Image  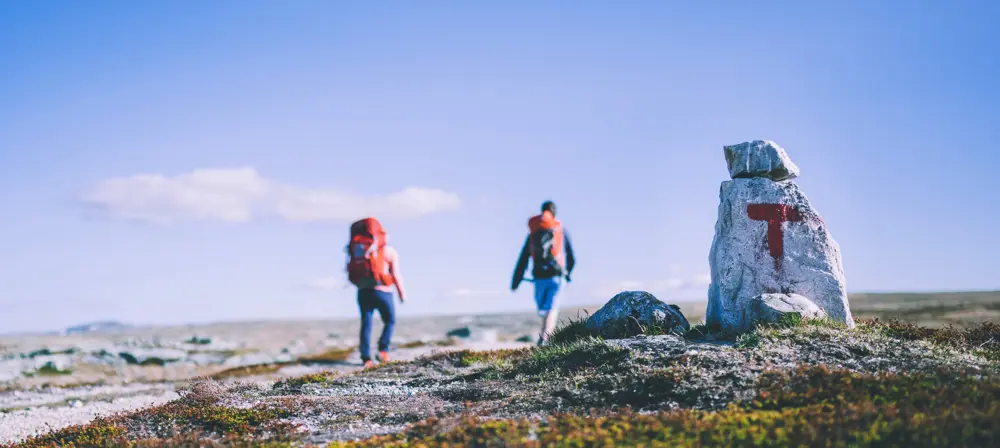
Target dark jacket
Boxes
[511,229,575,291]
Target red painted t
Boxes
[747,204,803,270]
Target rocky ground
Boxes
[6,315,999,447]
[3,293,999,447]
[0,308,586,444]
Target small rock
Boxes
[184,336,212,345]
[117,348,187,366]
[748,293,827,327]
[446,327,472,339]
[586,291,691,339]
[724,140,800,181]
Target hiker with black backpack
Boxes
[511,201,576,346]
[346,217,407,368]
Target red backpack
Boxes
[345,218,395,289]
[528,211,565,277]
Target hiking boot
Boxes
[363,360,375,368]
[378,351,390,363]
[536,337,547,347]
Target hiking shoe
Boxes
[363,360,375,368]
[378,351,390,363]
[536,337,547,347]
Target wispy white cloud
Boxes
[82,167,461,223]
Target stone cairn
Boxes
[706,140,854,333]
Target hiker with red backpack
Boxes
[346,217,407,368]
[511,201,576,346]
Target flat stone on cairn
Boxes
[724,140,800,181]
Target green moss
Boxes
[11,417,125,447]
[164,404,289,435]
[334,366,1000,448]
[127,398,297,440]
[273,370,338,389]
[569,367,699,409]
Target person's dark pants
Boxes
[358,288,395,362]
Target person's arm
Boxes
[511,236,531,291]
[564,230,575,281]
[388,248,406,302]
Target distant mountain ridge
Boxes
[63,321,134,335]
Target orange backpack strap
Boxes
[372,248,395,287]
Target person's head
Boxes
[541,201,556,217]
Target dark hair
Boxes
[541,201,556,216]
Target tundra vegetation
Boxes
[6,314,999,448]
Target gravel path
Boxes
[0,341,528,444]
[0,388,179,444]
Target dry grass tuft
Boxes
[296,347,355,364]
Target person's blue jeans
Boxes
[533,276,562,316]
[358,288,395,361]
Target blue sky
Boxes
[1,1,998,333]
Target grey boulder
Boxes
[586,291,690,339]
[748,293,827,327]
[707,177,853,333]
[446,326,472,339]
[724,140,800,181]
[118,348,187,366]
